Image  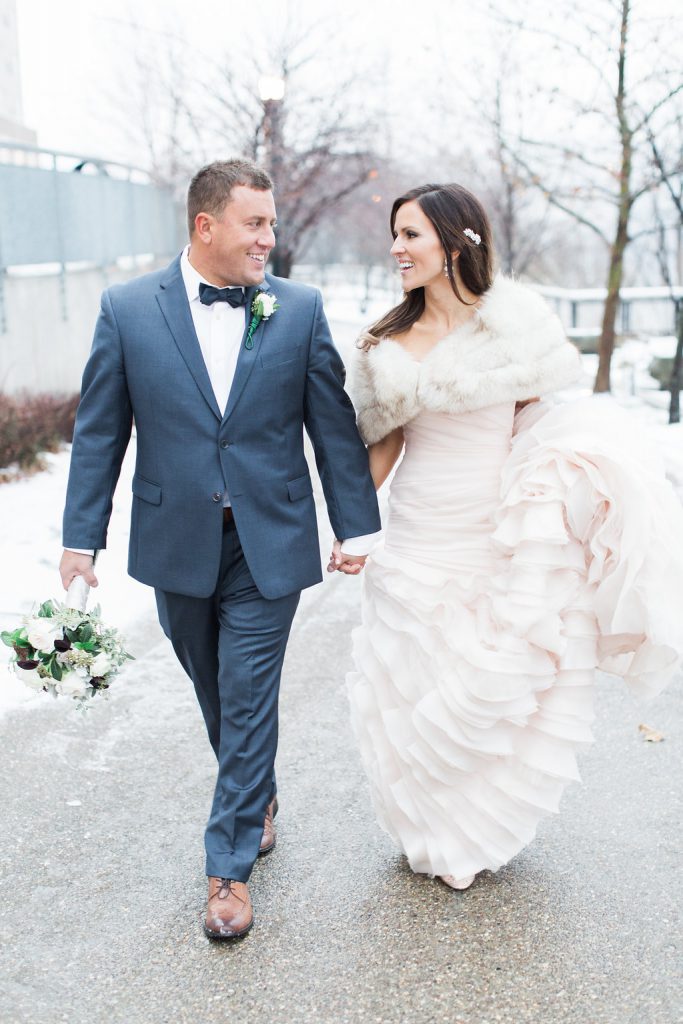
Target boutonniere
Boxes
[245,290,280,349]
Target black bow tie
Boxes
[198,283,247,308]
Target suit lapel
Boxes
[222,281,271,425]
[156,257,222,421]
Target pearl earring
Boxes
[443,257,449,278]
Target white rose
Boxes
[15,665,46,692]
[56,672,90,699]
[260,294,277,317]
[25,617,62,653]
[90,652,112,677]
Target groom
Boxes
[60,159,381,939]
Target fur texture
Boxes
[350,275,582,445]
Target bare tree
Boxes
[491,0,683,391]
[648,114,683,277]
[647,116,683,422]
[485,79,547,275]
[467,67,557,278]
[108,18,382,277]
[428,43,573,283]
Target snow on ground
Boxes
[0,314,361,718]
[0,440,154,716]
[575,340,683,497]
[1,297,682,719]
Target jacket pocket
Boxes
[132,473,162,505]
[287,474,313,502]
[260,344,303,368]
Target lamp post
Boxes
[669,297,683,424]
[259,75,286,275]
[259,75,285,185]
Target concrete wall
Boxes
[0,261,169,394]
[3,260,679,396]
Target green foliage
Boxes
[1,628,26,648]
[73,641,96,653]
[5,596,133,706]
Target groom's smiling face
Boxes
[199,185,277,287]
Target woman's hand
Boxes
[515,397,540,412]
[327,539,367,575]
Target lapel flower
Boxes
[245,289,280,349]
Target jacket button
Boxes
[220,440,230,449]
[212,492,222,502]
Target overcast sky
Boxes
[15,0,682,168]
[16,0,481,162]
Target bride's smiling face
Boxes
[390,201,448,290]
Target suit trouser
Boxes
[155,519,300,881]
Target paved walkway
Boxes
[1,573,681,1024]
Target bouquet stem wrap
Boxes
[66,576,90,613]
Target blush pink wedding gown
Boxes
[347,398,683,881]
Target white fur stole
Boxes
[350,275,582,445]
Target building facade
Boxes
[0,0,36,143]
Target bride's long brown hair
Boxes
[361,183,495,349]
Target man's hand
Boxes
[59,550,99,591]
[326,539,367,576]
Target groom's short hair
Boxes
[187,159,273,235]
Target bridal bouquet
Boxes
[2,589,133,706]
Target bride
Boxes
[344,183,683,890]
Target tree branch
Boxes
[633,82,683,136]
[502,145,611,244]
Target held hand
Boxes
[59,550,99,591]
[326,539,367,576]
[515,397,540,411]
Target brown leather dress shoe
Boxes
[204,878,253,940]
[258,795,279,855]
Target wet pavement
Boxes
[1,567,681,1024]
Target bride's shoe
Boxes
[439,873,476,890]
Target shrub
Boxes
[0,393,80,473]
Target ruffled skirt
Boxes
[347,399,683,878]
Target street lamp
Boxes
[669,297,683,424]
[259,74,286,274]
[259,75,285,185]
[259,76,285,103]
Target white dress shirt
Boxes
[181,248,244,427]
[181,246,244,507]
[68,246,381,557]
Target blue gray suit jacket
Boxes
[63,255,381,599]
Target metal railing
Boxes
[296,263,683,337]
[536,284,683,337]
[0,142,184,331]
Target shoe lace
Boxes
[216,878,246,903]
